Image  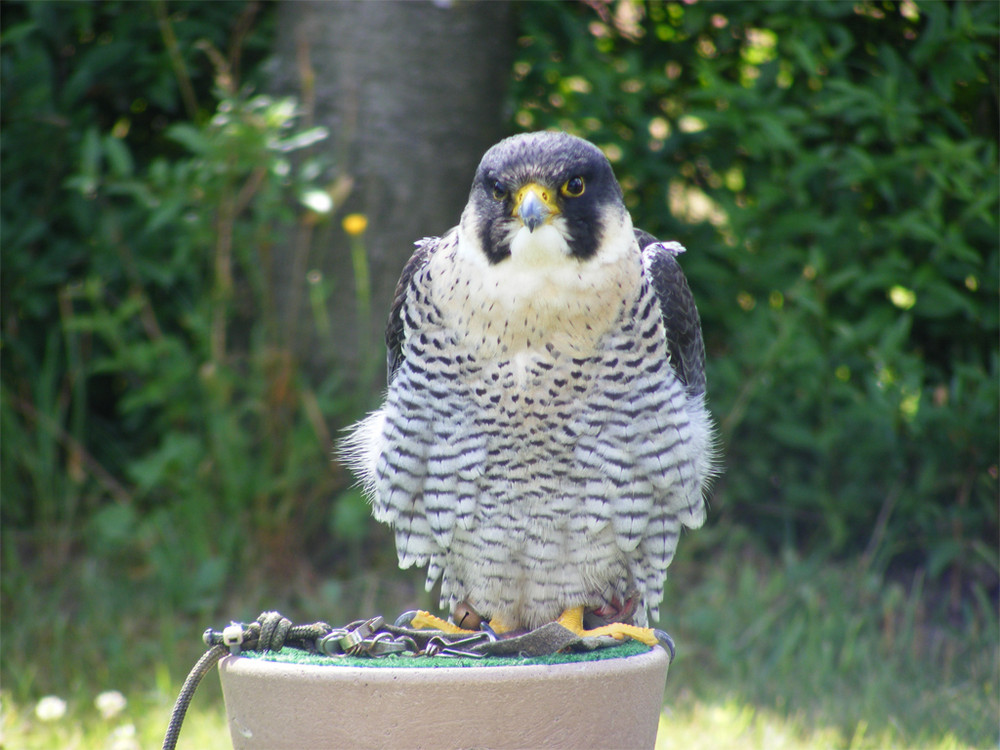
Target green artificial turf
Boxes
[243,638,651,668]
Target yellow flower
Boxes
[342,213,368,236]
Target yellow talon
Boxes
[556,606,660,647]
[410,609,517,636]
[409,610,477,634]
[485,613,515,635]
[412,607,660,646]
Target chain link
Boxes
[203,611,501,659]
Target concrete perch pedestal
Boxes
[218,645,669,749]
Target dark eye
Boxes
[561,176,585,197]
[491,180,507,201]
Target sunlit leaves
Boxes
[511,0,999,576]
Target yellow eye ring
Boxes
[561,176,585,197]
[492,181,507,201]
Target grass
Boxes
[2,523,996,749]
[0,693,230,750]
[655,702,982,750]
[659,526,998,749]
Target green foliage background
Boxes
[511,0,998,580]
[1,0,997,718]
[2,1,357,616]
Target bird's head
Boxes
[460,131,629,266]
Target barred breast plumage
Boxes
[341,131,715,632]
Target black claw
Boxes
[393,610,418,628]
[653,629,675,661]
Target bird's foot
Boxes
[409,608,515,636]
[584,595,640,629]
[556,605,660,647]
[409,610,477,634]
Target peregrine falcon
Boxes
[342,131,715,643]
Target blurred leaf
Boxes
[330,488,371,543]
[166,122,209,154]
[103,134,134,178]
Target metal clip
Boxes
[342,616,386,655]
[317,628,352,656]
[441,648,486,658]
[364,632,417,657]
[318,616,393,656]
[363,615,386,633]
[339,629,366,654]
[423,633,488,657]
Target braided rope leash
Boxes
[161,611,330,750]
[161,644,227,750]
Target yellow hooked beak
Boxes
[513,183,560,232]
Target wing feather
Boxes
[386,236,441,383]
[635,229,707,397]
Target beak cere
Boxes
[514,183,557,232]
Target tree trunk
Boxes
[269,0,515,403]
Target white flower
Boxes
[34,695,67,721]
[95,690,127,719]
[109,723,140,750]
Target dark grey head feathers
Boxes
[464,131,626,264]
